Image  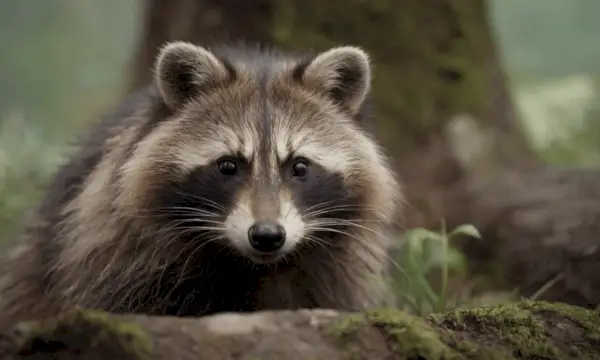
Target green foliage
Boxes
[0,112,69,249]
[0,0,141,250]
[391,222,481,316]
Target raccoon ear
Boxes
[301,46,372,114]
[154,41,230,109]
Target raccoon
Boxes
[0,41,401,324]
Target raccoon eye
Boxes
[292,159,309,178]
[218,160,238,176]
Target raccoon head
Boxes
[119,41,400,264]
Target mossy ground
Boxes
[14,307,153,359]
[326,300,600,359]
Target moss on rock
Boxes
[429,300,600,359]
[326,300,600,359]
[15,307,153,359]
[366,308,462,359]
[2,301,600,359]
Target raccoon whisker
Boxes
[169,218,226,226]
[302,204,365,217]
[122,209,222,221]
[171,192,227,212]
[174,192,227,211]
[307,217,385,224]
[304,224,391,259]
[158,218,225,232]
[303,209,361,219]
[302,200,339,214]
[310,216,386,227]
[304,226,357,240]
[302,204,382,219]
[337,232,407,281]
[164,216,223,226]
[133,219,223,235]
[338,220,392,239]
[129,206,222,216]
[306,226,384,268]
[157,211,221,219]
[308,222,404,279]
[143,226,222,257]
[303,234,332,250]
[309,219,388,239]
[173,227,225,239]
[152,207,222,217]
[304,202,381,213]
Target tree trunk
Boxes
[4,301,600,359]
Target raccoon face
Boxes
[120,42,398,264]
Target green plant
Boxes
[390,221,481,316]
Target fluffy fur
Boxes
[0,42,402,324]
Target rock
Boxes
[462,167,600,308]
[2,300,599,359]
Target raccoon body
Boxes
[0,42,401,323]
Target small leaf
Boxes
[448,224,481,240]
[404,228,444,243]
[445,246,468,275]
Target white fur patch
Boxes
[224,194,305,257]
[224,195,255,252]
[278,198,305,253]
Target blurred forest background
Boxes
[1,0,600,312]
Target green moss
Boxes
[327,308,464,359]
[327,313,365,338]
[25,307,153,358]
[366,308,463,359]
[326,302,600,359]
[433,302,560,357]
[325,313,370,360]
[521,301,600,355]
[428,300,600,359]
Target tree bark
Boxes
[3,301,599,359]
[128,0,272,91]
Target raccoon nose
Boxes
[248,220,286,252]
